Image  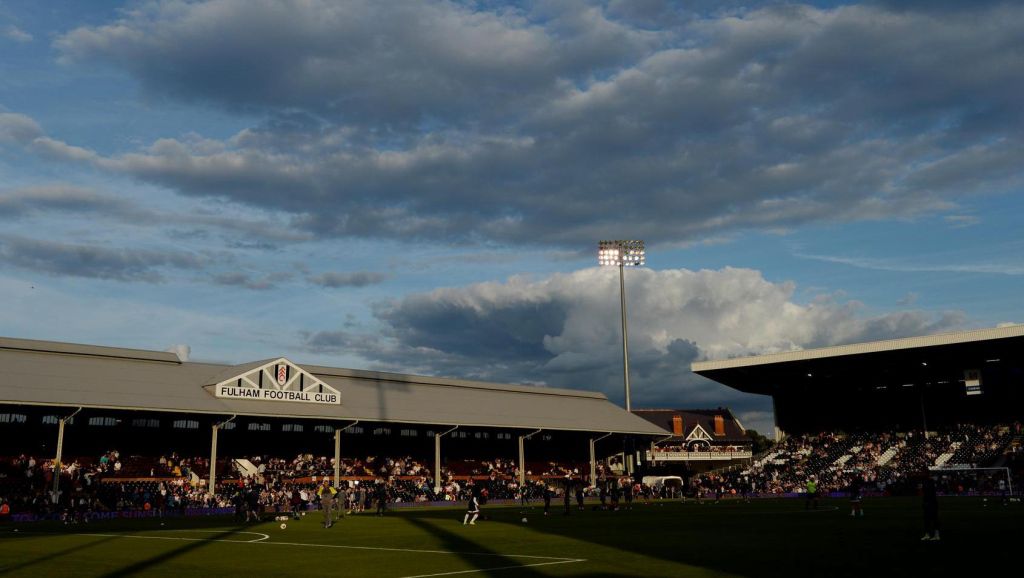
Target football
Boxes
[521,517,528,523]
[280,523,287,530]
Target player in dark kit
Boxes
[921,475,940,541]
[848,475,864,517]
[375,479,389,516]
[563,478,572,515]
[543,485,552,515]
[463,493,480,525]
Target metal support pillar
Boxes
[334,429,341,487]
[434,426,458,492]
[589,432,612,485]
[331,420,358,489]
[209,415,236,497]
[53,407,82,500]
[209,424,219,495]
[518,429,542,489]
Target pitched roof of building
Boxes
[0,336,669,436]
[632,408,748,443]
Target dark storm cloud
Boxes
[56,0,651,128]
[0,235,207,282]
[302,268,967,424]
[308,271,389,288]
[28,1,1024,247]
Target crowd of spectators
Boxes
[692,423,1021,498]
[0,449,599,520]
[0,450,226,521]
[2,423,1019,520]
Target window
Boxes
[315,425,334,434]
[401,429,418,437]
[43,415,73,425]
[0,413,27,424]
[496,433,512,440]
[346,426,364,434]
[282,424,304,433]
[221,421,236,430]
[131,418,160,428]
[373,427,392,436]
[248,423,271,432]
[88,417,119,427]
[173,419,199,430]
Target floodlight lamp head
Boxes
[597,240,645,267]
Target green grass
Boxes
[0,498,1020,577]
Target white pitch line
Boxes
[399,558,586,578]
[173,530,270,542]
[77,532,580,562]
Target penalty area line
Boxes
[78,531,269,543]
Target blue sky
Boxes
[2,0,1022,434]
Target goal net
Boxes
[928,466,1015,497]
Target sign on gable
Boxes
[211,358,341,405]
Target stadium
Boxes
[1,325,1021,577]
[3,2,1023,576]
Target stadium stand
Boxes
[691,422,1021,498]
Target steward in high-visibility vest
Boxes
[318,481,338,528]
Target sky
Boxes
[1,0,1021,435]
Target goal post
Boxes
[928,466,1014,497]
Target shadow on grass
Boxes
[402,515,632,578]
[0,534,121,575]
[398,498,959,578]
[97,525,254,578]
[403,515,563,577]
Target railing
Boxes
[649,450,752,461]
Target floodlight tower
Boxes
[598,240,645,412]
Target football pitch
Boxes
[0,498,1018,577]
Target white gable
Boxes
[686,424,713,442]
[212,358,341,405]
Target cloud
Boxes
[0,183,311,245]
[796,252,1024,276]
[0,185,127,218]
[301,267,966,426]
[896,292,919,306]
[55,0,651,127]
[0,113,44,144]
[944,215,981,228]
[308,271,388,288]
[211,271,292,290]
[0,235,208,282]
[2,25,32,43]
[22,1,1019,247]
